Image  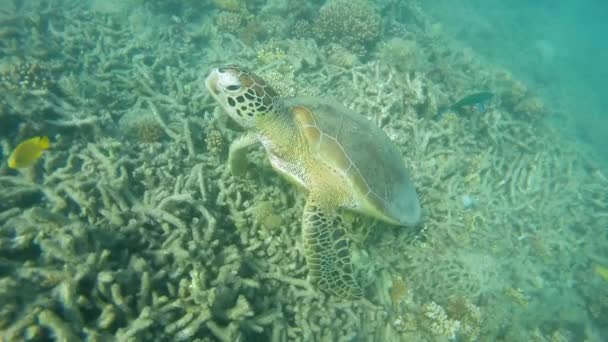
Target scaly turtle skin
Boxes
[206,65,421,299]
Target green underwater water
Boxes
[0,0,607,341]
[422,0,608,170]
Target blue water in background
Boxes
[422,0,608,167]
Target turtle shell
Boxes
[288,97,420,226]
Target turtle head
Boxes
[206,65,279,129]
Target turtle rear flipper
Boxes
[302,197,363,299]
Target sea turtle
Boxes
[206,65,421,299]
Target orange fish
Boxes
[8,136,50,169]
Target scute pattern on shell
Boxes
[287,97,420,226]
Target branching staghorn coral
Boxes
[1,0,607,341]
[302,21,608,338]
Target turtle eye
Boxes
[226,84,241,91]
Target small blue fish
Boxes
[437,91,494,120]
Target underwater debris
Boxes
[8,136,50,169]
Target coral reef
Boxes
[376,37,422,72]
[0,60,61,136]
[0,0,606,341]
[212,0,242,12]
[204,129,226,157]
[256,45,287,65]
[312,0,382,54]
[118,108,166,143]
[0,61,53,94]
[325,44,360,68]
[292,19,312,39]
[446,296,481,341]
[259,68,296,98]
[420,302,461,340]
[504,287,530,307]
[214,11,243,34]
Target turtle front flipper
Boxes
[302,197,363,299]
[228,132,258,177]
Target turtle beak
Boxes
[205,68,220,96]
